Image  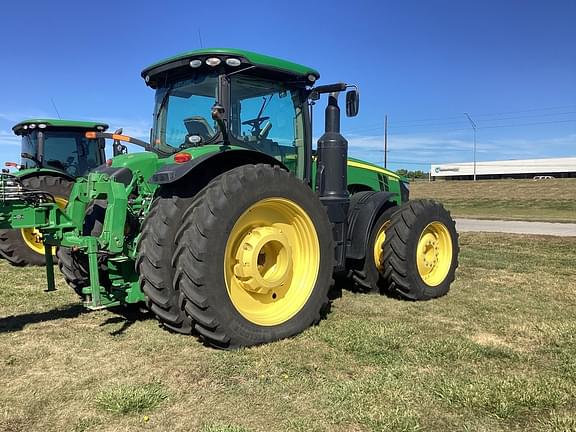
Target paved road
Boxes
[455,219,576,237]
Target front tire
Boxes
[136,194,195,334]
[0,175,73,266]
[173,164,335,349]
[382,199,459,300]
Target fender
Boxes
[17,168,76,183]
[346,191,398,261]
[149,149,287,185]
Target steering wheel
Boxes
[242,116,270,134]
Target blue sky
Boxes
[1,0,574,171]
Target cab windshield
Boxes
[151,72,306,178]
[152,73,219,154]
[21,130,103,177]
[229,74,306,176]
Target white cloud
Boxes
[346,132,576,168]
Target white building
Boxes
[431,157,576,180]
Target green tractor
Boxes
[0,119,108,266]
[0,49,458,348]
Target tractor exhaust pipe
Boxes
[315,88,350,270]
[316,92,348,201]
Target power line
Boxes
[346,116,576,135]
[386,111,576,130]
[388,104,576,125]
[345,105,576,133]
[481,119,576,129]
[471,104,576,119]
[382,118,576,135]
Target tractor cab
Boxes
[11,119,108,178]
[143,49,327,179]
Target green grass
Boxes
[96,382,168,415]
[0,233,575,431]
[411,178,576,222]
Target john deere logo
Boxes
[435,167,440,173]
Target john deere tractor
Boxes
[0,49,458,348]
[0,119,108,266]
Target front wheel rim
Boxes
[416,221,453,286]
[224,197,320,326]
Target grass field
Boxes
[410,178,576,222]
[1,233,575,432]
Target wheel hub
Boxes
[233,226,293,294]
[420,233,440,268]
[416,222,453,287]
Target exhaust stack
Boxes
[316,89,350,270]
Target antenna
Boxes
[464,112,477,181]
[198,29,204,48]
[50,98,62,119]
[384,114,388,168]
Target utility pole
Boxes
[464,112,477,181]
[384,114,388,168]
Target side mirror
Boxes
[113,140,128,157]
[346,89,360,117]
[346,90,360,117]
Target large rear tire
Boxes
[382,199,459,300]
[173,164,335,349]
[136,194,195,334]
[0,175,73,266]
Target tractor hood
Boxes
[105,151,163,183]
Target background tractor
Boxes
[0,119,108,266]
[0,49,458,348]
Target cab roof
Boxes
[141,48,320,88]
[12,119,109,135]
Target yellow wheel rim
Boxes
[416,221,453,286]
[21,196,68,256]
[372,220,391,272]
[224,197,320,326]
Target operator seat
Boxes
[183,116,215,142]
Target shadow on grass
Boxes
[0,303,85,333]
[99,305,153,336]
[0,303,154,335]
[332,275,408,301]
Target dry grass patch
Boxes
[411,178,576,221]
